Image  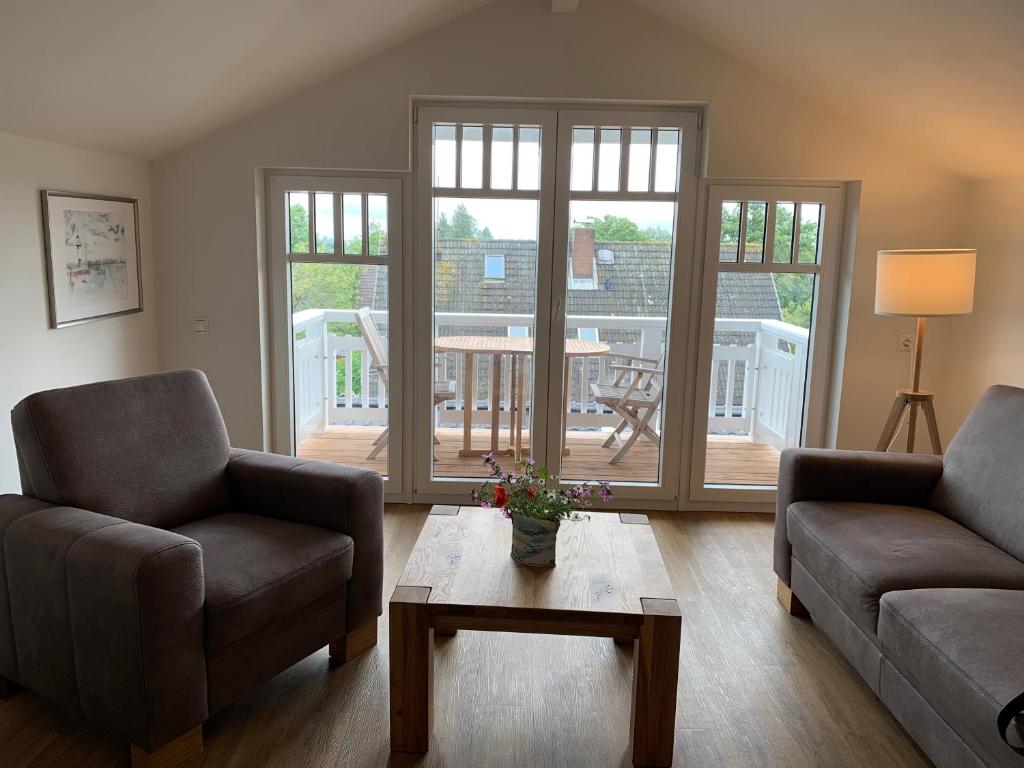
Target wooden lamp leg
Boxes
[130,725,203,768]
[329,616,378,663]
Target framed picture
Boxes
[40,190,143,328]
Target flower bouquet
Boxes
[470,453,613,566]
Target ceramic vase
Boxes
[510,513,559,566]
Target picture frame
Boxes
[40,190,143,328]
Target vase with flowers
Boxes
[470,453,613,566]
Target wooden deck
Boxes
[298,426,781,486]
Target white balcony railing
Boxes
[292,309,809,451]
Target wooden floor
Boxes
[0,506,929,768]
[298,426,782,486]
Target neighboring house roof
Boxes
[358,236,781,321]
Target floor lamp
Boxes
[874,248,976,454]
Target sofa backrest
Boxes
[929,385,1024,561]
[11,369,230,529]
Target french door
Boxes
[414,105,700,504]
[689,181,845,504]
[267,173,406,495]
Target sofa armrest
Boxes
[774,448,943,585]
[3,501,206,751]
[225,448,384,629]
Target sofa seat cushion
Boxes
[879,589,1024,767]
[787,501,1024,638]
[173,513,353,651]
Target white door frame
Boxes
[411,103,704,507]
[546,108,701,504]
[686,180,847,506]
[412,105,559,500]
[266,171,407,496]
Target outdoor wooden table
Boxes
[433,336,611,459]
[389,505,681,766]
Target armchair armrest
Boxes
[225,449,384,630]
[3,501,205,751]
[774,448,943,585]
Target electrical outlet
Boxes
[897,334,913,352]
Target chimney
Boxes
[571,227,595,280]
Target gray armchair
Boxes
[0,369,383,767]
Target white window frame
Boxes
[484,253,506,280]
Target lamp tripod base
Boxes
[875,389,942,454]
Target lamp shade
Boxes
[875,249,976,316]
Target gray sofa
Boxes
[775,384,1024,767]
[0,370,384,767]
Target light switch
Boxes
[192,317,209,334]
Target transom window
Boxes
[287,191,388,258]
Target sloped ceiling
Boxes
[2,0,1020,177]
[0,0,489,159]
[630,0,1024,179]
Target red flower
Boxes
[526,487,536,500]
[493,485,508,508]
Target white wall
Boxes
[943,179,1024,430]
[150,0,969,453]
[0,131,158,492]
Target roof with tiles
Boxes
[358,237,781,321]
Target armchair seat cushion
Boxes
[787,501,1024,638]
[879,589,1024,767]
[173,513,353,652]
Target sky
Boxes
[433,198,677,240]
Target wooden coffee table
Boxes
[389,505,680,767]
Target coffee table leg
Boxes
[390,586,433,753]
[630,598,681,767]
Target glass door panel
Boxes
[268,174,404,495]
[550,112,697,496]
[421,111,554,484]
[431,196,541,479]
[691,184,843,497]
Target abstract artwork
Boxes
[41,191,142,327]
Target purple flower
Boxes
[481,501,491,509]
[526,457,535,465]
[483,452,494,462]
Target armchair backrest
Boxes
[11,369,230,528]
[929,384,1024,561]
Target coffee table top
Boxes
[396,506,675,618]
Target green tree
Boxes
[719,203,820,328]
[772,273,813,329]
[435,203,490,240]
[289,203,309,252]
[344,221,387,256]
[582,214,647,241]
